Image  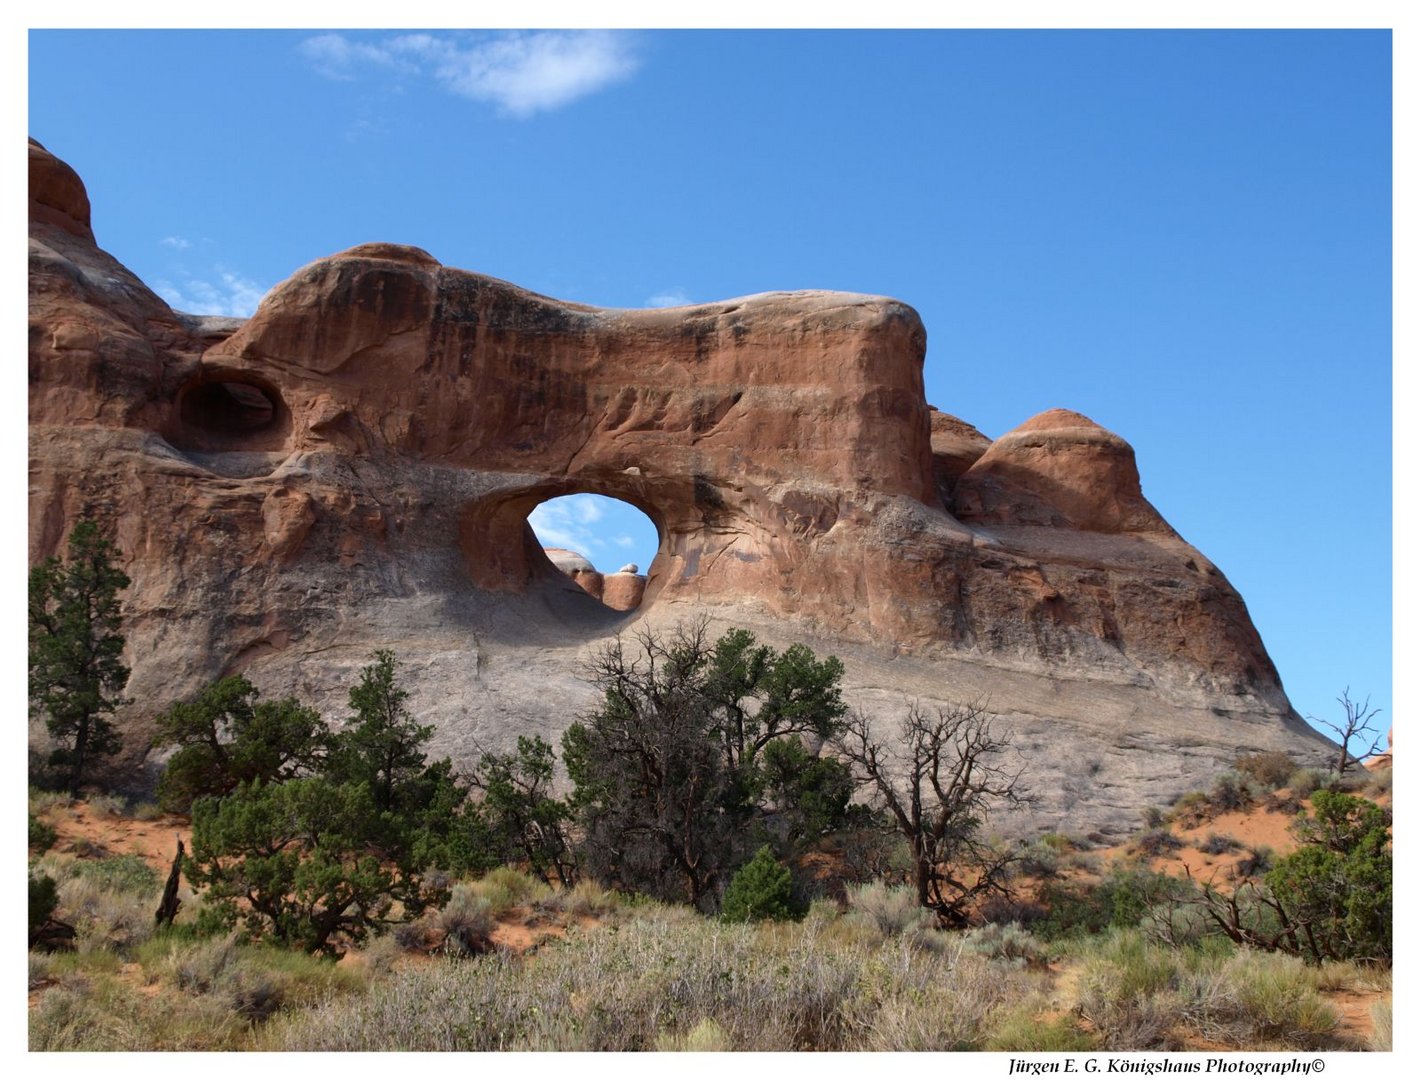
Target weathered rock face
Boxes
[27,140,1332,835]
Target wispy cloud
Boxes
[155,268,269,318]
[529,494,609,555]
[646,288,691,308]
[300,31,639,118]
[160,235,191,250]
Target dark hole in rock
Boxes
[181,380,278,434]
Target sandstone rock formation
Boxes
[27,139,1333,834]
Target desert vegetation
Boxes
[27,522,1391,1052]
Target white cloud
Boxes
[156,268,269,318]
[301,31,638,117]
[613,535,635,548]
[299,33,419,80]
[646,289,690,308]
[160,235,190,250]
[529,495,609,556]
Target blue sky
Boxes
[27,29,1392,751]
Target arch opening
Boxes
[528,493,660,612]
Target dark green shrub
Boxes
[153,675,332,812]
[29,813,56,852]
[1135,828,1182,857]
[29,873,59,937]
[1231,846,1274,880]
[721,845,803,922]
[1032,866,1190,941]
[468,735,576,886]
[1209,772,1256,812]
[1198,833,1239,856]
[565,622,848,909]
[1265,791,1390,963]
[187,778,441,954]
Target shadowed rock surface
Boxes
[27,139,1332,836]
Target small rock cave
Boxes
[169,374,290,453]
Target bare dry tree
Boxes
[835,699,1030,927]
[1309,688,1385,775]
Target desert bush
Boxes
[1141,805,1167,829]
[358,932,406,978]
[1073,929,1342,1050]
[843,882,935,937]
[84,793,128,816]
[721,845,803,922]
[69,853,160,896]
[1198,833,1239,856]
[1015,836,1063,878]
[1232,845,1274,880]
[29,950,57,990]
[143,931,364,1022]
[960,921,1049,967]
[1285,767,1338,801]
[538,878,621,919]
[30,978,248,1051]
[473,866,552,916]
[1208,771,1257,813]
[29,787,75,816]
[1234,751,1297,790]
[57,875,154,955]
[392,921,429,952]
[1169,790,1210,820]
[130,802,163,822]
[263,910,1033,1051]
[29,813,57,853]
[1182,951,1339,1049]
[434,883,496,956]
[1358,766,1392,798]
[1135,827,1183,857]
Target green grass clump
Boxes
[471,867,552,916]
[69,854,160,896]
[985,1008,1095,1051]
[1368,999,1391,1052]
[537,879,622,918]
[30,973,249,1051]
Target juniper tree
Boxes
[29,521,131,795]
[153,675,333,812]
[563,620,851,908]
